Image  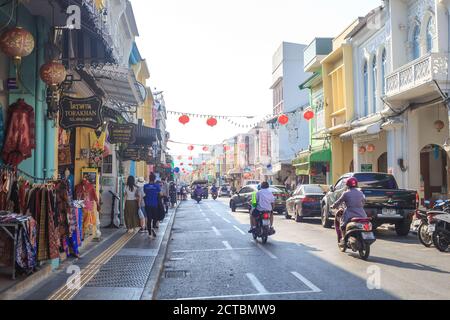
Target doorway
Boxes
[420,144,448,203]
[378,152,388,173]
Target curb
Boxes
[140,201,180,300]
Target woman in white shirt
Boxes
[124,176,141,232]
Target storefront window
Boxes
[412,24,420,60]
[426,17,435,53]
[103,155,113,174]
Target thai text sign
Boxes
[59,96,103,129]
[108,123,136,144]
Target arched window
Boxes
[381,49,387,96]
[426,17,435,53]
[372,55,377,112]
[412,24,420,60]
[363,61,368,116]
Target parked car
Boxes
[321,173,418,236]
[229,185,288,214]
[219,185,231,197]
[286,184,328,222]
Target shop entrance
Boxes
[378,152,388,173]
[420,144,449,203]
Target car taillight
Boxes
[302,197,315,203]
[428,214,437,224]
[263,213,270,219]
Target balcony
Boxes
[304,38,333,72]
[385,53,449,104]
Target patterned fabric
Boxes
[0,104,4,152]
[16,221,36,273]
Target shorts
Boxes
[251,208,260,218]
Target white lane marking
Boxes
[212,227,222,236]
[222,217,231,223]
[246,273,269,294]
[233,225,246,235]
[256,243,278,259]
[176,289,319,300]
[205,218,211,223]
[291,272,322,293]
[200,212,206,217]
[215,212,221,217]
[172,247,252,253]
[222,241,232,250]
[169,258,185,261]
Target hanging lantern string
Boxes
[168,140,214,147]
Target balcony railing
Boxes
[385,53,448,98]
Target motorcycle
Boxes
[428,211,450,252]
[212,192,218,200]
[334,209,376,260]
[194,193,202,204]
[415,209,433,247]
[251,211,274,244]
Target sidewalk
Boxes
[16,202,180,300]
[0,227,121,300]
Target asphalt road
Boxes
[156,198,450,300]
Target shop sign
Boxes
[108,123,136,144]
[59,96,103,129]
[361,164,373,172]
[121,146,140,161]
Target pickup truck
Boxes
[321,173,418,236]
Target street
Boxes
[157,198,450,300]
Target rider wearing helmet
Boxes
[331,177,367,237]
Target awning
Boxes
[134,124,161,145]
[295,163,310,176]
[80,64,145,107]
[293,151,311,176]
[310,148,331,163]
[340,121,383,140]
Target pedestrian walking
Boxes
[169,182,177,208]
[136,177,147,233]
[160,177,170,213]
[124,176,141,232]
[143,173,162,239]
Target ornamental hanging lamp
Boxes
[278,114,289,125]
[188,145,194,151]
[304,110,315,121]
[179,115,190,125]
[206,117,218,127]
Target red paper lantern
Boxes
[189,163,192,166]
[304,110,315,121]
[202,146,209,152]
[367,144,375,153]
[0,27,35,62]
[202,161,206,165]
[179,115,190,125]
[224,146,231,151]
[188,145,194,151]
[40,60,67,88]
[177,156,182,160]
[278,114,289,125]
[188,156,193,160]
[206,117,217,127]
[180,162,184,166]
[358,146,367,154]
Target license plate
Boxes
[382,208,397,215]
[262,220,270,226]
[428,224,436,233]
[362,232,375,240]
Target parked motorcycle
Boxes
[252,211,274,244]
[334,209,376,260]
[428,211,450,252]
[415,209,433,247]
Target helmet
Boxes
[346,177,358,188]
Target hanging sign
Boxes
[121,146,140,161]
[59,96,103,129]
[108,123,136,144]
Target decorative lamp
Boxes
[203,146,209,152]
[179,115,190,125]
[0,27,35,64]
[434,120,445,132]
[367,144,376,153]
[206,117,217,127]
[40,60,67,89]
[358,146,367,154]
[304,110,315,121]
[278,114,289,125]
[188,145,194,151]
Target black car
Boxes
[229,185,287,214]
[321,172,418,236]
[286,184,328,222]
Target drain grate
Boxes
[164,270,188,278]
[86,255,153,288]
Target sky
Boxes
[131,0,382,161]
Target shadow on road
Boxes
[368,256,450,274]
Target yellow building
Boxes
[321,20,358,183]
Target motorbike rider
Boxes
[248,182,275,234]
[211,184,218,195]
[248,184,262,233]
[194,184,203,201]
[331,177,367,244]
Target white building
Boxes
[268,42,311,184]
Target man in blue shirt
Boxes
[144,173,162,239]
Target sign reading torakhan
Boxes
[59,96,103,129]
[108,123,136,144]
